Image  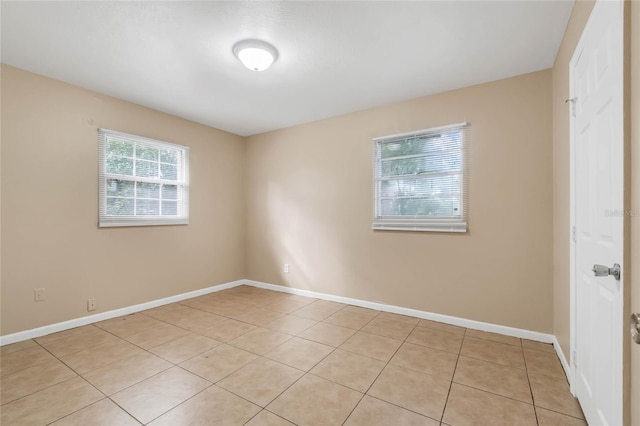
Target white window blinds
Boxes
[373,122,469,232]
[98,129,189,227]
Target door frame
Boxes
[569,0,625,407]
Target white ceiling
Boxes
[1,1,574,136]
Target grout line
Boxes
[439,327,466,424]
[522,337,541,426]
[341,317,423,426]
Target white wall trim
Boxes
[244,280,555,343]
[0,280,245,346]
[553,335,573,384]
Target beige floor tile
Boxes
[51,398,140,426]
[0,345,57,376]
[180,344,257,382]
[323,310,374,330]
[345,395,439,426]
[298,322,357,347]
[264,315,318,335]
[0,377,103,426]
[264,298,316,314]
[390,342,458,380]
[460,337,525,369]
[465,329,521,347]
[291,303,342,321]
[361,317,415,340]
[149,385,260,425]
[122,322,190,349]
[0,339,37,355]
[406,326,464,354]
[218,358,304,407]
[83,351,172,395]
[368,364,450,419]
[39,328,123,358]
[150,333,220,363]
[142,304,207,325]
[524,348,566,379]
[111,366,211,424]
[536,407,588,426]
[340,331,403,362]
[265,337,334,371]
[522,339,556,354]
[267,374,362,426]
[312,300,347,310]
[245,410,295,426]
[310,349,385,392]
[167,308,226,330]
[95,313,160,336]
[234,308,286,326]
[529,374,584,419]
[229,328,292,355]
[378,312,420,325]
[1,359,77,404]
[199,318,256,342]
[34,325,97,345]
[342,305,380,317]
[198,300,258,317]
[60,339,145,374]
[453,356,532,403]
[418,319,466,335]
[442,383,537,426]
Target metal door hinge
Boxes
[572,350,577,366]
[572,226,576,242]
[566,97,577,117]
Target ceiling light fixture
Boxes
[233,39,278,72]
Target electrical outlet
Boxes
[34,288,46,302]
[284,263,289,273]
[87,298,97,312]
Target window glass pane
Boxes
[381,131,462,159]
[135,160,159,178]
[162,184,178,200]
[379,175,461,198]
[136,182,160,199]
[162,201,178,215]
[160,164,178,180]
[106,157,134,176]
[106,138,134,157]
[136,199,160,215]
[106,198,134,215]
[380,197,461,217]
[380,152,461,177]
[136,146,159,161]
[106,179,134,197]
[160,149,179,164]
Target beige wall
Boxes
[631,1,639,424]
[245,70,554,333]
[551,0,595,360]
[0,65,246,335]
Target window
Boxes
[98,129,189,227]
[373,122,468,232]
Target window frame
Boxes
[98,128,190,228]
[372,122,468,233]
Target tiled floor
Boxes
[0,285,586,425]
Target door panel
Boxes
[572,1,624,425]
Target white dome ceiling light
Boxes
[233,39,278,72]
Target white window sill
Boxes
[99,217,189,228]
[372,220,467,233]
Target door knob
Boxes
[632,313,640,345]
[592,263,621,280]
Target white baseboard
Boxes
[1,278,559,352]
[244,279,555,344]
[553,335,573,385]
[0,279,245,346]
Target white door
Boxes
[571,0,624,425]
